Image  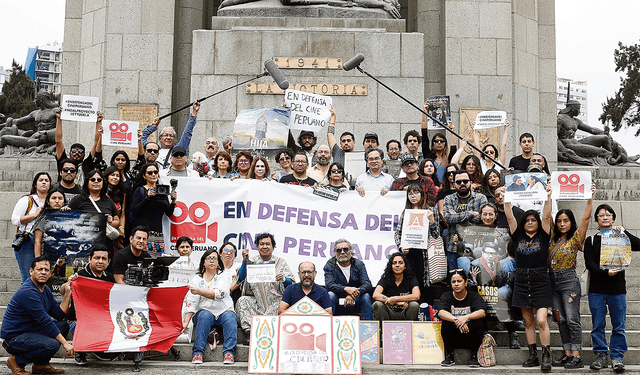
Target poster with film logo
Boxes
[102,120,139,147]
[600,229,632,270]
[550,171,592,200]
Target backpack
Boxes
[477,333,497,367]
[427,236,447,284]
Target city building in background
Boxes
[24,42,62,94]
[557,77,589,139]
[0,66,11,94]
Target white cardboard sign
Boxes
[400,209,430,249]
[61,95,99,122]
[102,120,139,147]
[551,171,592,200]
[285,89,333,131]
[474,111,507,129]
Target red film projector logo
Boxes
[558,173,584,195]
[109,122,132,142]
[169,201,218,243]
[280,322,327,352]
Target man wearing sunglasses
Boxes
[279,261,332,315]
[52,159,82,201]
[160,146,198,178]
[130,142,161,180]
[323,239,373,319]
[54,108,103,186]
[442,170,487,271]
[141,101,201,168]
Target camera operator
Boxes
[112,226,152,285]
[131,163,177,255]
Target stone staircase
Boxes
[1,160,640,370]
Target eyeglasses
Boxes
[330,169,343,174]
[408,191,421,196]
[485,150,496,155]
[454,179,470,185]
[279,156,291,161]
[146,170,159,175]
[71,147,85,153]
[367,156,381,162]
[238,159,250,164]
[62,167,76,173]
[597,213,613,218]
[204,257,218,262]
[173,153,186,157]
[89,178,103,183]
[161,134,175,138]
[335,247,350,254]
[222,248,236,254]
[388,148,400,152]
[146,149,159,154]
[293,160,307,165]
[433,139,446,144]
[299,270,315,275]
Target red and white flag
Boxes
[70,277,189,353]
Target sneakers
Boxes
[565,356,584,369]
[207,329,218,351]
[612,359,625,373]
[590,352,608,370]
[74,352,88,366]
[441,353,455,367]
[191,354,203,364]
[223,353,235,365]
[469,354,480,368]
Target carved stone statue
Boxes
[219,0,401,19]
[557,100,639,165]
[0,90,59,156]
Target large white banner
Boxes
[161,177,404,285]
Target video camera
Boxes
[155,179,178,196]
[124,256,178,287]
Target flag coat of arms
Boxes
[70,277,188,353]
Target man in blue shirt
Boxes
[1,256,74,375]
[279,262,332,315]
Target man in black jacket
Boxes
[323,239,373,320]
[584,204,640,373]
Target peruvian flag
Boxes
[70,277,189,353]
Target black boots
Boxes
[523,343,539,367]
[541,345,552,371]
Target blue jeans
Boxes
[4,320,69,367]
[589,293,627,359]
[13,234,35,283]
[328,291,373,320]
[446,251,458,274]
[550,269,582,351]
[192,309,237,356]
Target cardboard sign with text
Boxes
[285,89,333,131]
[61,95,99,122]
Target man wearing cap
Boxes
[390,154,437,206]
[160,146,198,178]
[54,107,103,185]
[141,101,201,168]
[363,132,379,152]
[355,148,393,197]
[295,130,317,166]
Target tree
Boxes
[0,60,36,119]
[600,41,640,136]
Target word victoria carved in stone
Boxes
[246,83,367,96]
[274,57,343,70]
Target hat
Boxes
[171,146,187,156]
[527,164,543,172]
[400,153,418,165]
[363,132,379,142]
[300,130,315,137]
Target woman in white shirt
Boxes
[183,249,238,365]
[11,172,51,282]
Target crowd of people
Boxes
[3,99,639,374]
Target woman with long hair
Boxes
[110,150,134,238]
[248,157,271,181]
[371,252,421,321]
[211,151,238,179]
[505,185,553,371]
[324,162,348,192]
[130,163,176,255]
[104,166,126,244]
[460,154,483,190]
[418,158,441,190]
[546,184,595,368]
[394,184,440,303]
[11,172,51,281]
[233,151,253,179]
[33,188,67,258]
[481,168,503,200]
[438,269,486,367]
[183,249,238,365]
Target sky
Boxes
[0,0,638,151]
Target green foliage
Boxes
[0,60,36,119]
[600,41,640,136]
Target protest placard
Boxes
[61,95,99,122]
[504,172,547,202]
[473,111,507,129]
[232,106,290,151]
[359,321,380,364]
[285,89,333,131]
[344,152,365,185]
[551,171,592,200]
[102,120,139,147]
[411,322,444,364]
[425,95,451,130]
[382,321,413,364]
[400,209,430,249]
[247,262,277,283]
[600,229,632,270]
